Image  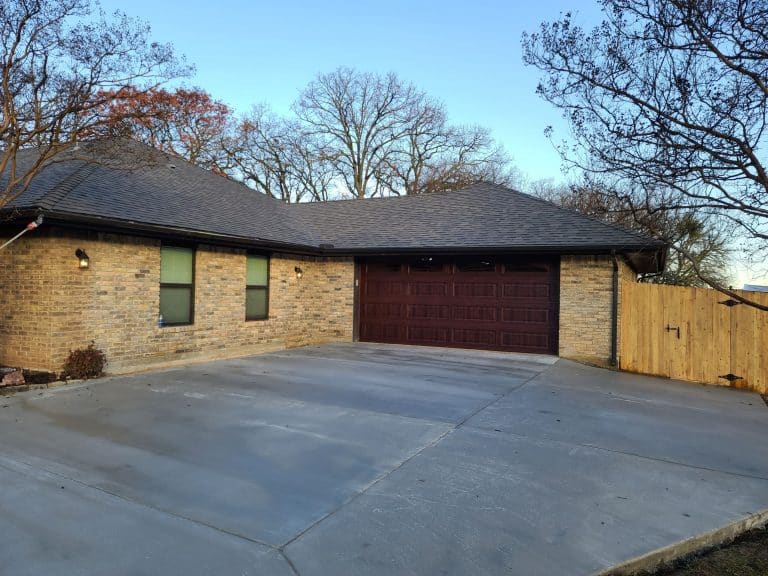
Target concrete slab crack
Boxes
[279,362,553,561]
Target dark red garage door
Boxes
[358,256,559,354]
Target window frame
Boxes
[159,244,195,327]
[245,253,270,321]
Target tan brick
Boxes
[559,255,635,366]
[0,229,354,373]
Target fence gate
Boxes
[620,282,767,394]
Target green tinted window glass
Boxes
[161,247,194,284]
[246,287,267,320]
[246,255,268,286]
[160,286,192,324]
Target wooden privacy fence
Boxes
[620,281,768,394]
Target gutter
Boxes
[610,251,619,368]
[34,211,320,256]
[1,208,667,273]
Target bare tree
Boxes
[414,134,516,194]
[223,106,335,203]
[289,67,518,198]
[220,68,516,202]
[294,67,425,199]
[377,98,516,195]
[0,0,189,210]
[522,0,768,308]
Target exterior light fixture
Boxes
[75,248,90,269]
[294,266,303,279]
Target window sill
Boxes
[245,317,269,322]
[159,323,194,330]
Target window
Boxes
[160,246,194,325]
[409,257,446,273]
[456,258,496,273]
[246,255,269,320]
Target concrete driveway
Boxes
[1,343,767,576]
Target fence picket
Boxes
[619,282,767,394]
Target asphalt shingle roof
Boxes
[290,183,661,252]
[4,140,664,261]
[5,142,312,248]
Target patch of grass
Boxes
[643,525,768,576]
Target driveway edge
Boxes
[593,508,768,576]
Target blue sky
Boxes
[98,0,605,184]
[94,0,767,284]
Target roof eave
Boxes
[9,209,321,255]
[0,208,668,272]
[323,244,668,274]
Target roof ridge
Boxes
[37,161,100,210]
[504,184,663,246]
[288,188,461,208]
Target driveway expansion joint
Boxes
[281,362,553,559]
[3,343,766,576]
[461,423,768,483]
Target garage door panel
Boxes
[365,280,406,297]
[452,328,497,347]
[409,281,450,297]
[407,326,451,345]
[359,257,559,354]
[454,282,498,298]
[453,305,498,322]
[501,307,552,325]
[500,331,550,350]
[361,323,403,342]
[408,304,450,320]
[502,282,551,299]
[363,302,406,320]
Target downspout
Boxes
[610,250,619,368]
[0,215,43,252]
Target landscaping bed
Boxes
[643,525,768,576]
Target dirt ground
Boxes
[644,525,768,576]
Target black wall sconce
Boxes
[75,248,90,269]
[294,266,303,279]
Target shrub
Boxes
[62,342,107,380]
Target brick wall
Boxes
[2,228,641,372]
[0,228,354,373]
[558,255,636,366]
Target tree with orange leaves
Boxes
[0,0,189,211]
[91,86,233,172]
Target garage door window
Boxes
[456,258,495,272]
[409,257,446,272]
[246,255,269,320]
[160,246,194,325]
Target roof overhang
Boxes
[1,208,668,273]
[1,208,320,255]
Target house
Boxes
[0,141,666,374]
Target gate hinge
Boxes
[719,373,743,382]
[665,324,680,338]
[719,299,741,307]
